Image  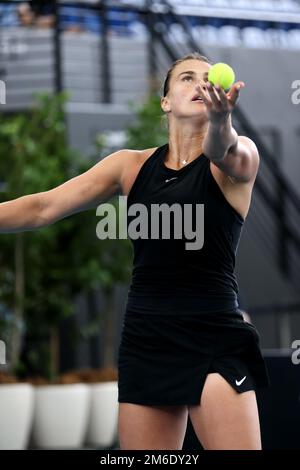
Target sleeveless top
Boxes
[124,143,245,315]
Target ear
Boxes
[161,96,171,113]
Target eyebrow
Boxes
[177,70,209,79]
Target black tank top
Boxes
[125,143,244,315]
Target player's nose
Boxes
[195,81,207,92]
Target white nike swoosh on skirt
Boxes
[235,376,246,386]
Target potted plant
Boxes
[0,371,34,450]
[57,366,119,449]
[0,299,34,450]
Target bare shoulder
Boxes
[106,147,158,168]
[97,147,153,180]
[118,146,157,161]
[37,147,159,225]
[120,147,159,196]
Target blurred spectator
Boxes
[17,3,35,27]
[59,5,89,33]
[30,0,55,28]
[17,1,55,29]
[16,1,101,34]
[59,4,101,34]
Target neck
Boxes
[166,121,209,167]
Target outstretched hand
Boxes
[196,80,245,127]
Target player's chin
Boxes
[190,103,207,112]
[176,108,208,121]
[190,109,209,121]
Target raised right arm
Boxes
[0,149,131,233]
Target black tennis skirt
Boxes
[117,309,271,406]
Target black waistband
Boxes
[125,292,239,316]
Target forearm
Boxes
[0,194,43,233]
[202,115,238,162]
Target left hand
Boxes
[196,81,245,127]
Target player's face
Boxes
[161,60,211,121]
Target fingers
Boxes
[206,82,223,109]
[196,80,245,111]
[214,84,229,108]
[196,83,221,110]
[198,82,228,110]
[227,81,245,107]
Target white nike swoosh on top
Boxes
[165,177,178,183]
[235,376,246,386]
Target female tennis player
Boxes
[0,52,270,450]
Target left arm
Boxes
[198,81,259,183]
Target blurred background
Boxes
[0,0,300,451]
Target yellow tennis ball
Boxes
[208,63,235,90]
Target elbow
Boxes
[225,161,255,183]
[34,194,52,229]
[228,173,253,184]
[35,215,52,229]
